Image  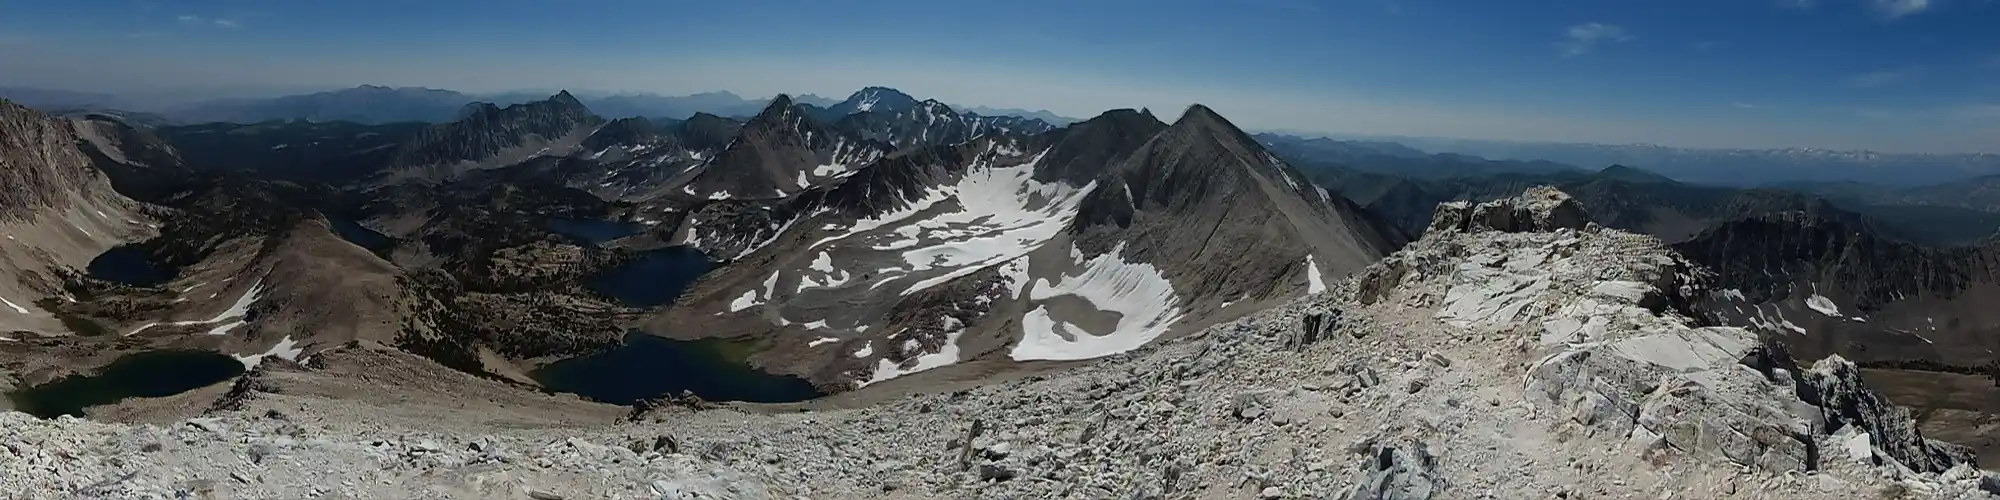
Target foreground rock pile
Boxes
[5,187,1999,499]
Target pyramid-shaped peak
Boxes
[550,90,583,105]
[1167,103,1262,146]
[763,94,797,112]
[1174,104,1231,128]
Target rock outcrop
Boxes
[1386,187,1977,476]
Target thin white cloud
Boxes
[177,15,201,23]
[1847,68,1919,88]
[213,19,238,28]
[1559,22,1632,57]
[1871,0,1932,18]
[1732,102,1758,109]
[1783,0,1817,8]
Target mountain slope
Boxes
[376,92,604,183]
[669,95,887,200]
[1336,164,2000,247]
[155,121,426,183]
[649,104,1403,390]
[817,88,1058,149]
[1674,211,2000,371]
[0,100,156,337]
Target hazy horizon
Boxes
[4,0,1998,153]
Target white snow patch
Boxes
[234,335,304,369]
[270,144,289,150]
[126,278,266,336]
[810,252,836,274]
[1719,289,1747,301]
[1805,294,1841,317]
[853,342,873,358]
[812,161,850,178]
[0,296,28,314]
[808,337,840,348]
[890,152,1097,296]
[707,191,734,201]
[683,225,702,247]
[1305,254,1326,294]
[727,289,760,312]
[801,320,829,330]
[859,317,966,387]
[1011,242,1183,361]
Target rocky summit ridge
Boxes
[4,186,1995,499]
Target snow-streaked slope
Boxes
[1011,242,1184,361]
[125,278,266,336]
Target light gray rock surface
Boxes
[4,187,1996,499]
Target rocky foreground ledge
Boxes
[6,187,2000,499]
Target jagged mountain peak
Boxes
[549,90,585,108]
[1031,108,1171,186]
[830,87,920,116]
[376,92,605,182]
[761,94,798,114]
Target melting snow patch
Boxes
[859,317,965,387]
[234,336,304,369]
[707,191,734,200]
[853,342,873,358]
[1805,294,1841,317]
[808,337,840,348]
[1011,242,1183,361]
[127,278,266,336]
[890,151,1097,296]
[1305,254,1326,294]
[728,290,760,312]
[0,296,28,314]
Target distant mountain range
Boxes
[1323,134,2000,187]
[1,85,1069,127]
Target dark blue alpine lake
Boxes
[532,332,822,404]
[6,350,245,418]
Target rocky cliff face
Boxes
[0,99,154,337]
[5,187,1995,499]
[1673,211,2000,369]
[378,91,605,183]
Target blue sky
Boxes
[2,0,1998,152]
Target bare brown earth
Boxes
[1862,368,2000,463]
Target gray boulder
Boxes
[1336,438,1444,500]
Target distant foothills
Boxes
[5,84,2000,188]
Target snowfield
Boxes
[1011,243,1184,361]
